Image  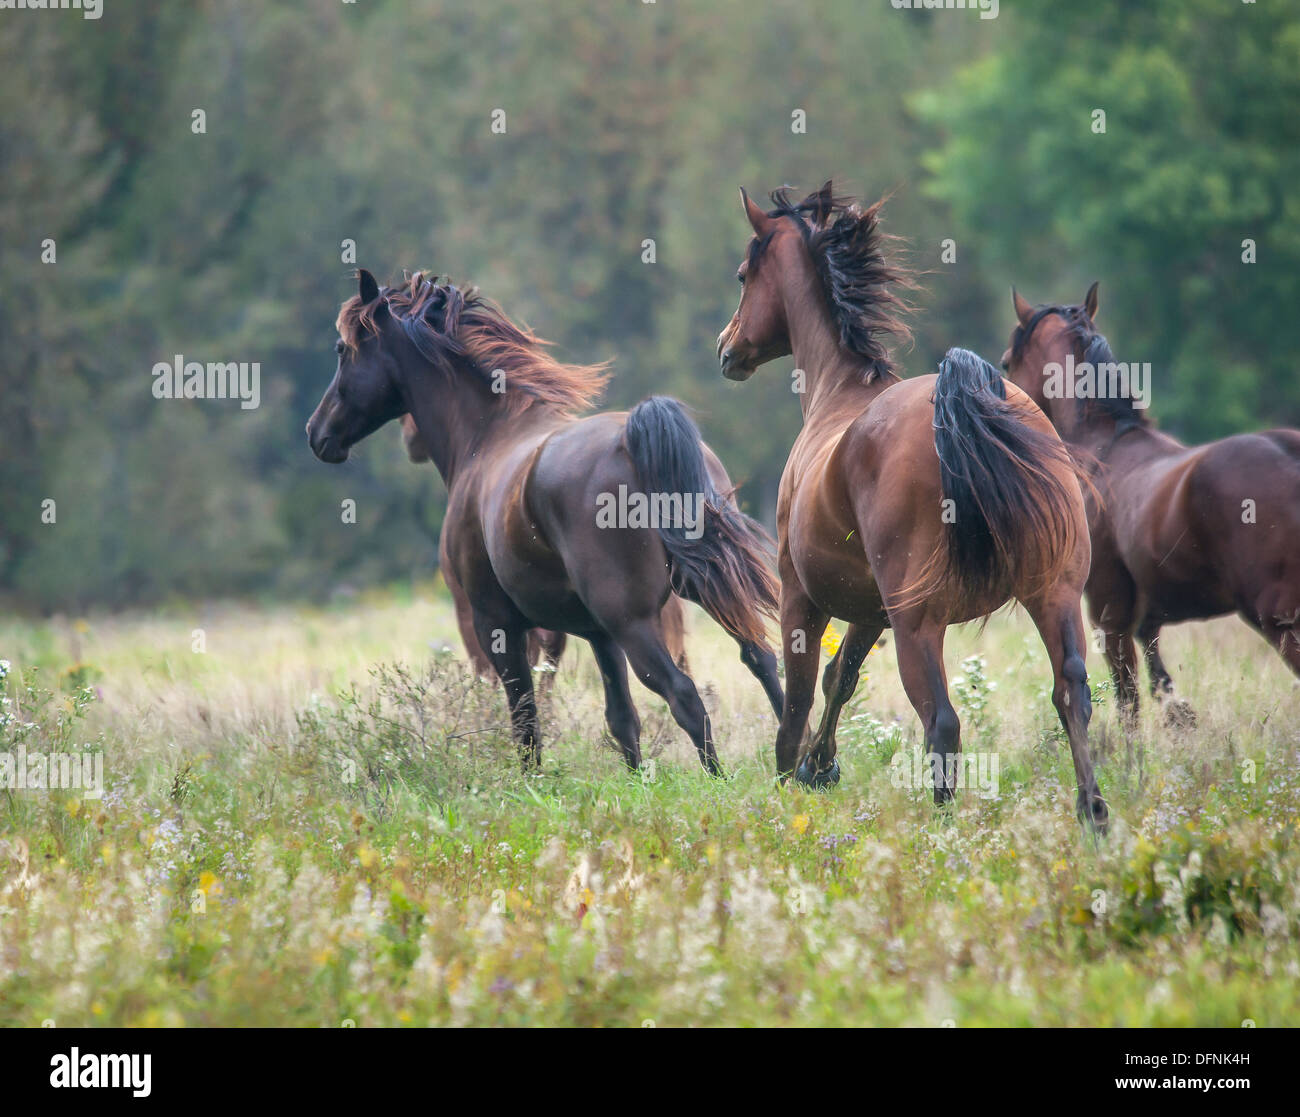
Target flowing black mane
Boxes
[763,186,916,381]
[1012,303,1151,432]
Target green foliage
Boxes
[2,1,1293,609]
[914,0,1300,438]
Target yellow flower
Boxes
[65,798,81,818]
[358,843,378,869]
[198,870,221,896]
[821,625,842,658]
[792,814,811,836]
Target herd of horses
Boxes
[306,182,1300,833]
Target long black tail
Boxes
[624,396,778,644]
[900,348,1080,609]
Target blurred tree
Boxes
[1,0,1291,612]
[913,0,1300,438]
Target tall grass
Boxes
[1,590,1297,1025]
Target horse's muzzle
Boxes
[718,347,753,381]
[306,422,349,464]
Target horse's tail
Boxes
[624,396,778,644]
[897,348,1082,611]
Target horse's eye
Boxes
[334,339,345,355]
[1001,360,1009,372]
[736,272,745,285]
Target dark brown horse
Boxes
[1001,284,1300,725]
[399,413,691,680]
[717,184,1107,829]
[308,269,784,773]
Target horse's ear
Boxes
[358,268,380,304]
[1083,281,1100,321]
[811,179,835,226]
[1012,286,1033,326]
[740,187,768,235]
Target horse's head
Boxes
[718,181,909,385]
[1001,282,1100,431]
[306,269,408,463]
[717,183,834,380]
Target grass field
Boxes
[1,583,1298,1026]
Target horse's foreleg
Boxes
[1028,595,1109,834]
[660,596,691,673]
[446,560,497,679]
[1136,618,1196,728]
[798,621,883,789]
[1242,603,1300,679]
[531,629,567,698]
[587,633,642,770]
[1102,630,1141,731]
[1136,619,1174,697]
[890,617,959,806]
[473,617,540,770]
[775,586,828,782]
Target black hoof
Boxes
[795,756,840,790]
[1077,792,1110,835]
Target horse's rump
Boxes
[895,348,1085,612]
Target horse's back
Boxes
[1120,429,1300,618]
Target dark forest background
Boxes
[2,0,1296,612]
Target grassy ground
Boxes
[1,584,1298,1026]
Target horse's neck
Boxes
[789,303,895,425]
[1085,421,1181,471]
[403,369,509,488]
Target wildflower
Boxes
[821,626,841,658]
[792,814,811,836]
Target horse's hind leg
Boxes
[587,634,642,770]
[890,616,960,806]
[1136,618,1196,727]
[473,616,541,770]
[1027,595,1109,833]
[738,639,784,719]
[612,618,721,775]
[797,621,883,789]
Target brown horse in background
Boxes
[399,413,691,680]
[309,269,784,773]
[1002,285,1300,726]
[718,184,1108,830]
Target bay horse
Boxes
[308,269,784,773]
[717,184,1108,830]
[399,413,691,680]
[1001,284,1300,726]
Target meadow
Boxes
[1,586,1297,1027]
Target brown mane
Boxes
[336,271,610,415]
